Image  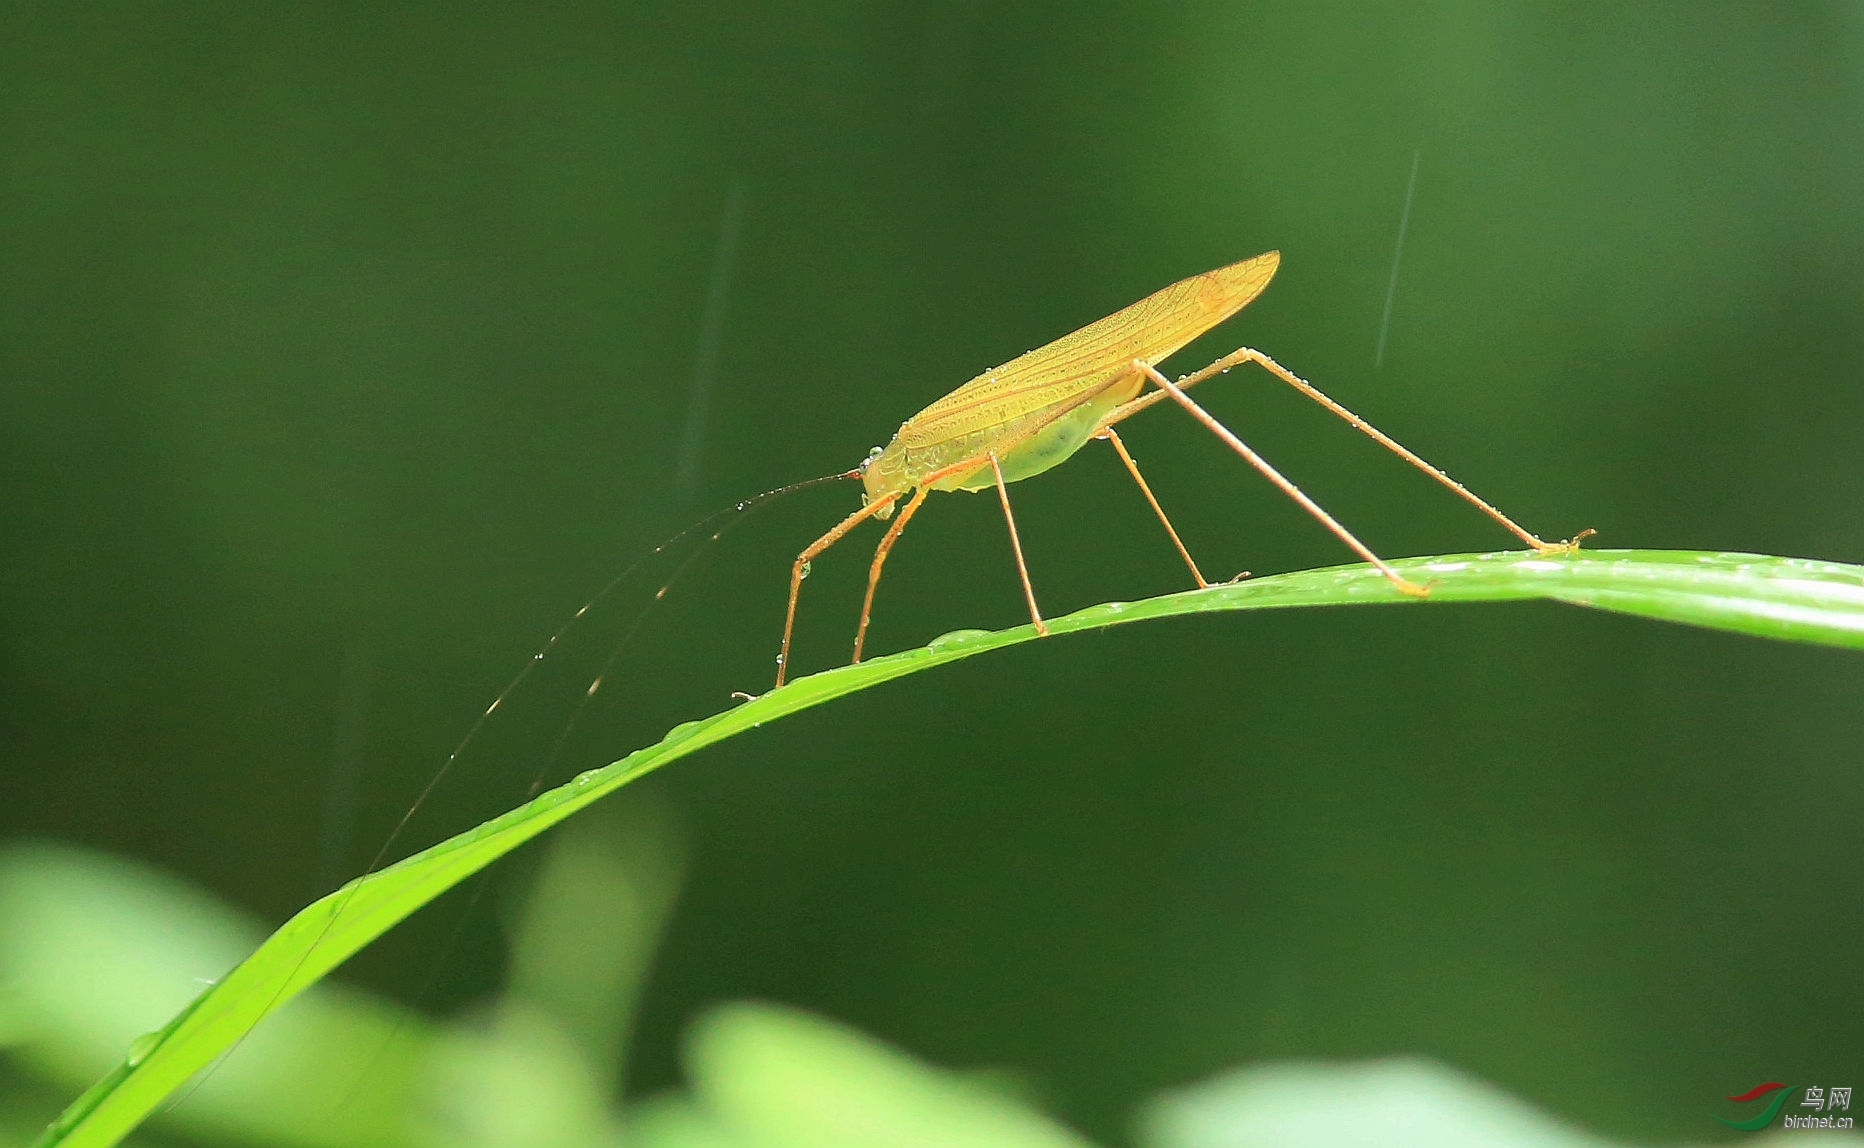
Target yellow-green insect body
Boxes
[777,249,1580,688]
[860,251,1282,508]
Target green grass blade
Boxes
[35,549,1864,1148]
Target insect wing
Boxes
[899,251,1280,449]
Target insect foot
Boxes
[1536,527,1598,555]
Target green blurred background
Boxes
[3,3,1861,1144]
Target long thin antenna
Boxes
[1374,147,1422,370]
[172,468,856,1113]
[342,470,847,886]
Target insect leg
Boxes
[1107,348,1590,554]
[778,495,898,688]
[1231,347,1590,552]
[1130,360,1429,598]
[989,452,1050,634]
[852,486,930,663]
[1098,351,1251,426]
[1098,426,1210,587]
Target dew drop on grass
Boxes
[665,719,704,742]
[125,1031,161,1067]
[1073,601,1130,624]
[927,629,992,652]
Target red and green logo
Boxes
[1713,1082,1794,1130]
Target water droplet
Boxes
[927,629,992,651]
[798,560,812,580]
[736,501,748,511]
[125,1031,161,1067]
[1074,601,1131,624]
[775,653,785,665]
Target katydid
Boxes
[774,250,1588,687]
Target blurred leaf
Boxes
[623,1096,749,1148]
[504,798,684,1085]
[1138,1059,1864,1148]
[1138,1058,1614,1148]
[664,1002,1094,1148]
[410,1003,618,1148]
[0,843,424,1148]
[33,549,1864,1148]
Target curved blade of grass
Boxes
[35,548,1864,1148]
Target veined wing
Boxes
[895,251,1280,451]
